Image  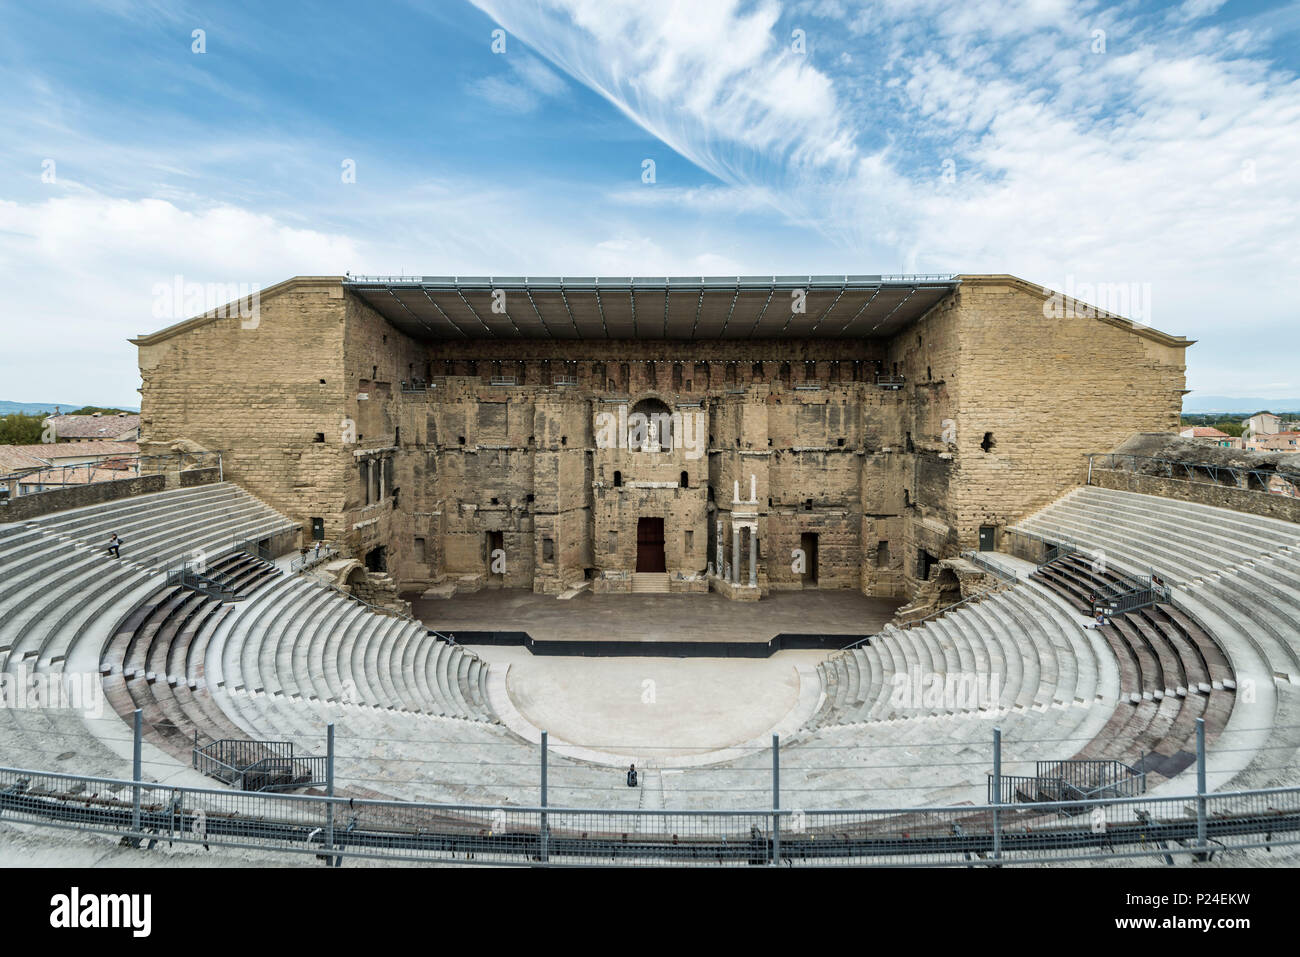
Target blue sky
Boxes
[1,0,1297,408]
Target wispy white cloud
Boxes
[465,51,569,113]
[471,0,1300,395]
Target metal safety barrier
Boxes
[4,717,1293,867]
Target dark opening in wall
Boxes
[311,517,324,541]
[680,471,689,488]
[561,436,567,446]
[458,436,466,445]
[905,432,915,453]
[364,546,387,573]
[314,433,324,443]
[394,426,400,445]
[837,437,845,447]
[319,379,326,385]
[804,498,813,511]
[927,366,932,381]
[613,470,622,487]
[903,489,911,507]
[981,432,995,453]
[525,493,534,503]
[917,549,937,581]
[876,540,891,567]
[542,537,555,563]
[491,497,499,505]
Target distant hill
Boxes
[0,401,138,415]
[1183,396,1300,415]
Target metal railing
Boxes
[1093,576,1172,616]
[963,550,1019,583]
[0,450,223,501]
[3,716,1294,866]
[1019,529,1171,616]
[874,374,906,389]
[232,534,274,562]
[2,764,1295,867]
[165,559,242,602]
[1038,543,1077,567]
[193,739,327,792]
[990,760,1146,807]
[291,544,338,574]
[1004,526,1088,568]
[1088,452,1300,498]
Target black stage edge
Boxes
[439,631,871,657]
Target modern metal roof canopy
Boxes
[342,274,960,341]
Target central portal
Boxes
[636,517,666,572]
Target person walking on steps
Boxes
[626,764,638,788]
[107,533,122,559]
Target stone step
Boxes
[630,572,671,593]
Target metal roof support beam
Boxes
[746,287,776,338]
[718,281,741,338]
[870,285,919,335]
[417,287,470,338]
[522,288,555,339]
[558,282,582,339]
[452,289,497,336]
[384,286,442,339]
[593,286,610,337]
[806,284,847,336]
[690,288,706,338]
[833,285,883,336]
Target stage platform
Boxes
[410,588,905,657]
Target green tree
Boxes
[0,412,47,445]
[61,406,134,416]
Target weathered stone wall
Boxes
[134,278,349,547]
[134,274,1189,604]
[1090,468,1300,524]
[2,474,165,521]
[948,278,1185,551]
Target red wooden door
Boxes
[636,518,666,572]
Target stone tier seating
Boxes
[1011,485,1300,794]
[1031,553,1235,779]
[803,573,1224,798]
[6,479,1294,825]
[0,483,298,781]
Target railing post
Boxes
[540,730,549,865]
[771,733,780,866]
[1087,455,1093,487]
[991,727,1002,864]
[131,708,143,845]
[1196,717,1208,860]
[325,722,335,864]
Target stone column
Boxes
[732,524,740,587]
[749,527,758,587]
[715,519,724,579]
